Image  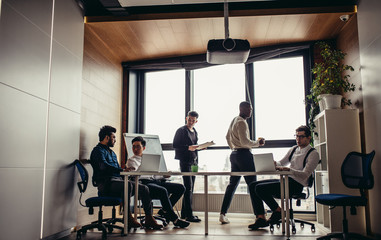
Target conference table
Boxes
[120,171,292,239]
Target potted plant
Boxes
[307,41,355,109]
[306,41,355,133]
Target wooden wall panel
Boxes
[78,24,124,227]
[337,15,361,112]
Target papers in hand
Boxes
[196,141,215,150]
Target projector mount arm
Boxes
[223,0,235,51]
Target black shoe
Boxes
[186,216,201,222]
[173,218,190,228]
[268,211,282,224]
[248,218,269,230]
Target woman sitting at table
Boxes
[126,136,190,228]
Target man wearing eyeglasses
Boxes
[247,125,320,230]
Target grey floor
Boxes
[59,212,326,240]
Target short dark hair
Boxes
[132,136,146,147]
[98,125,116,141]
[296,125,311,137]
[187,111,199,118]
[239,101,251,108]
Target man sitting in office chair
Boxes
[90,125,163,230]
[248,125,320,230]
[126,136,190,228]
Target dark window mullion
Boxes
[185,70,192,115]
[245,64,255,139]
[304,47,313,125]
[137,71,145,133]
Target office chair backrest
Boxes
[341,151,375,191]
[88,159,102,187]
[74,159,89,193]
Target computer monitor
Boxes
[123,133,168,172]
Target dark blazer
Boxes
[173,125,198,164]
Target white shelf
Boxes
[314,142,327,147]
[313,109,362,232]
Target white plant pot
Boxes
[324,94,342,109]
[317,94,330,111]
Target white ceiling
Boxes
[118,0,273,7]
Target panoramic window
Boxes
[141,53,312,211]
[145,69,185,143]
[253,56,306,140]
[193,64,246,146]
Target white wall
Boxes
[0,0,84,239]
[357,0,381,238]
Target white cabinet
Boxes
[313,109,366,234]
[315,170,330,227]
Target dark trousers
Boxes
[142,179,185,221]
[220,149,256,214]
[249,178,303,216]
[100,179,153,215]
[180,162,196,218]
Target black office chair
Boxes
[270,187,316,234]
[74,160,124,240]
[315,151,375,240]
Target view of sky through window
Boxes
[145,69,185,143]
[254,56,306,139]
[194,64,246,145]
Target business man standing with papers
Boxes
[173,110,202,222]
[219,101,265,224]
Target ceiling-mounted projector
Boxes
[207,38,250,64]
[206,1,250,64]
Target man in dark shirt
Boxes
[173,111,201,222]
[90,125,163,229]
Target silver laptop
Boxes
[138,154,161,172]
[253,153,276,172]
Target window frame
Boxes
[123,47,315,213]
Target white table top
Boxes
[120,171,291,176]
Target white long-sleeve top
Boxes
[276,145,320,187]
[127,155,142,171]
[226,116,260,150]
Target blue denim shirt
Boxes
[90,143,123,184]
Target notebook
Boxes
[253,153,276,172]
[138,154,161,172]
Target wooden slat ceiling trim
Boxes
[85,5,357,63]
[85,5,356,22]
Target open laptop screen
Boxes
[253,153,276,172]
[138,154,161,172]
